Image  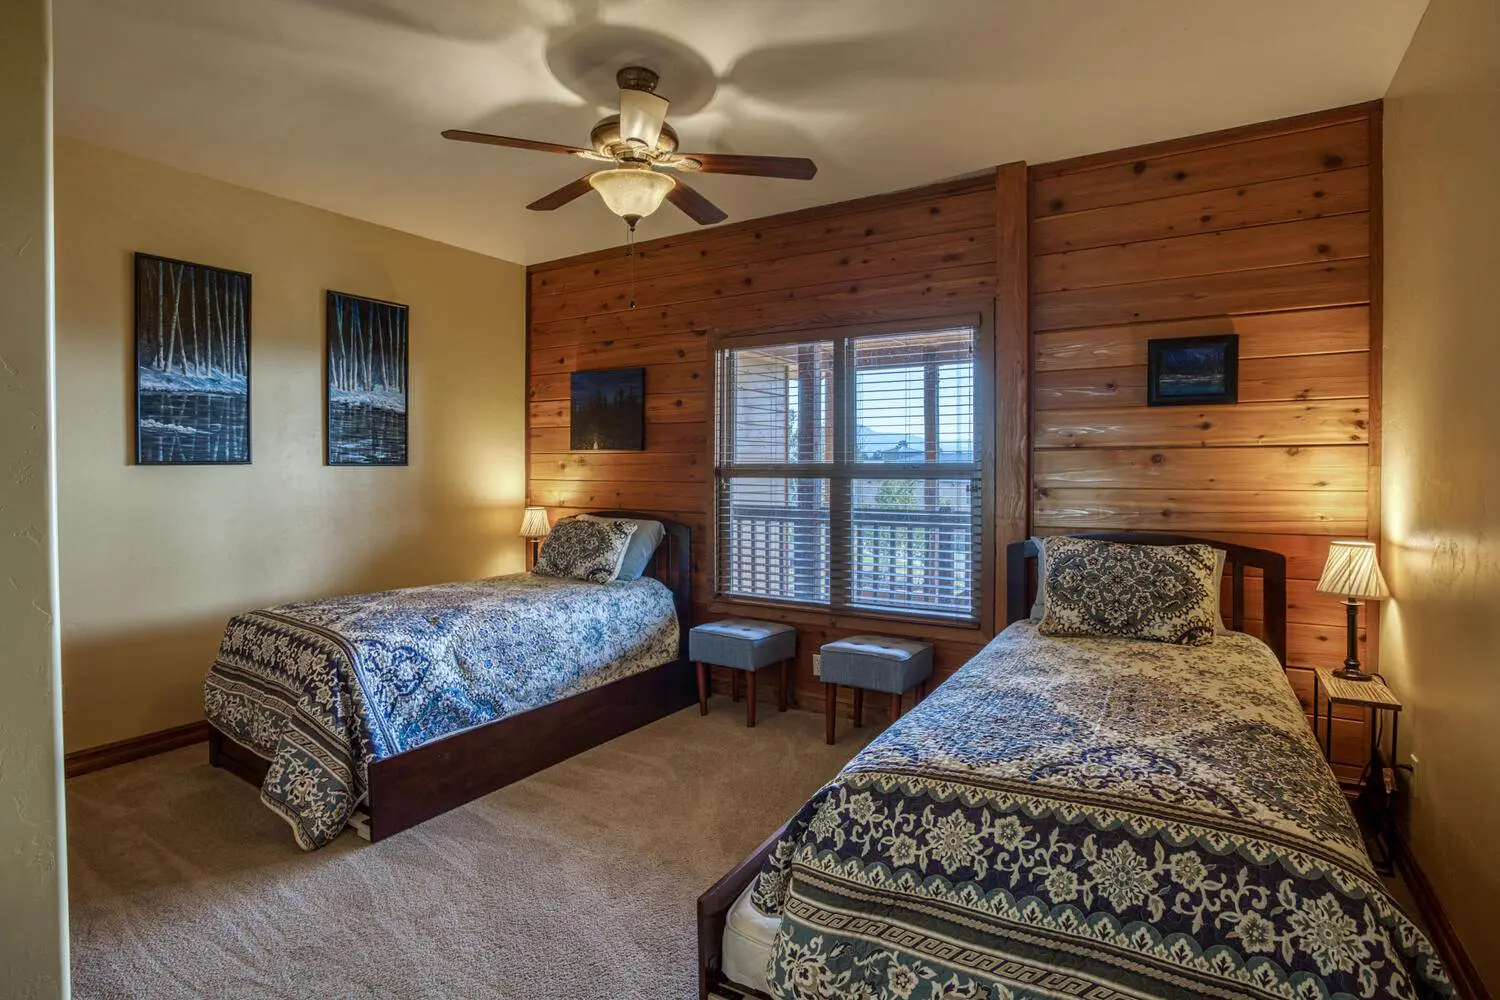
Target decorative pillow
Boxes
[1037,537,1219,646]
[534,516,638,584]
[1030,537,1231,633]
[578,515,665,582]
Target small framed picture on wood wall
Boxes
[570,367,645,451]
[1147,334,1239,407]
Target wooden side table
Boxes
[1313,668,1403,874]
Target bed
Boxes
[697,533,1451,1000]
[205,511,693,849]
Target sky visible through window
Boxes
[854,364,974,461]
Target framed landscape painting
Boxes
[326,290,409,466]
[135,253,251,465]
[570,367,645,451]
[1147,334,1239,406]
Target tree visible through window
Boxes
[715,322,983,623]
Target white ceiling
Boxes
[55,0,1428,265]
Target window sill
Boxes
[708,596,991,643]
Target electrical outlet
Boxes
[812,653,822,678]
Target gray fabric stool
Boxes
[688,618,797,727]
[820,634,934,744]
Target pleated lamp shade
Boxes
[1315,540,1389,599]
[518,506,551,540]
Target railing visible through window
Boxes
[715,322,984,624]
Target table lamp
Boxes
[519,506,550,565]
[1315,540,1389,681]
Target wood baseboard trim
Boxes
[65,720,211,779]
[1393,831,1492,1000]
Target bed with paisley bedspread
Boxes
[698,534,1450,1000]
[204,511,693,850]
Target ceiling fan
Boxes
[442,66,817,230]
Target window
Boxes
[714,320,986,624]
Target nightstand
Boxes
[1313,668,1403,874]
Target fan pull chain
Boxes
[626,224,638,309]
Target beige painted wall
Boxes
[1382,0,1500,985]
[56,139,527,753]
[0,0,69,995]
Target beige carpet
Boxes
[67,705,873,999]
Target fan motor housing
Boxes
[590,114,679,160]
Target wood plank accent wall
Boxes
[527,172,1028,714]
[1029,103,1382,778]
[526,104,1381,770]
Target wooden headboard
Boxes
[587,510,692,659]
[1005,533,1287,665]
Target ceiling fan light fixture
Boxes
[619,88,669,149]
[589,168,675,228]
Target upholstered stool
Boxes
[688,618,797,727]
[820,634,934,744]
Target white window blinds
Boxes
[715,325,983,623]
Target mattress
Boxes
[204,572,679,849]
[722,880,777,996]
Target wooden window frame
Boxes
[708,310,997,633]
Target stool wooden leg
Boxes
[824,683,837,744]
[747,669,757,728]
[778,659,789,712]
[917,679,928,701]
[890,691,902,722]
[732,671,741,702]
[696,663,709,716]
[853,688,864,728]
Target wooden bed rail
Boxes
[697,824,786,1000]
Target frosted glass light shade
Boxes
[589,168,674,226]
[519,506,551,539]
[1316,540,1389,599]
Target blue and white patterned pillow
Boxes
[1037,537,1219,646]
[534,517,638,584]
[578,514,665,581]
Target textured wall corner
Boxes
[0,0,68,996]
[1382,0,1500,987]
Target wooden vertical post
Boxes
[994,161,1031,633]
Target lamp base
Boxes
[1335,599,1372,682]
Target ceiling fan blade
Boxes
[674,152,817,180]
[619,88,669,149]
[526,174,597,212]
[667,181,728,225]
[441,129,593,157]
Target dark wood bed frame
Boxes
[694,531,1288,1000]
[208,510,696,844]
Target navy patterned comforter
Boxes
[751,623,1450,1000]
[204,573,679,849]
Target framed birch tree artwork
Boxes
[326,291,409,466]
[134,253,251,465]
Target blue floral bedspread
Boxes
[204,573,679,850]
[751,623,1450,1000]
